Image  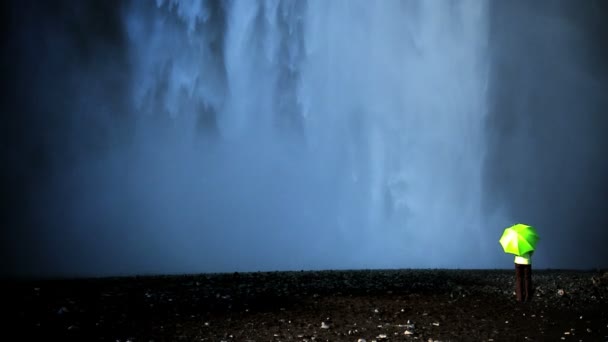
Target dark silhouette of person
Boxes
[514,251,533,302]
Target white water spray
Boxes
[121,0,491,271]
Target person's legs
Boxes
[523,264,533,302]
[515,263,524,302]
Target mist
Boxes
[1,0,607,278]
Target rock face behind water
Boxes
[5,269,608,341]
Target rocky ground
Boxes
[5,269,608,341]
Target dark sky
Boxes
[1,0,607,278]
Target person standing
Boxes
[499,223,539,303]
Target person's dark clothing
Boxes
[515,263,533,302]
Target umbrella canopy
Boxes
[499,223,540,256]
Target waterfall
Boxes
[121,0,490,270]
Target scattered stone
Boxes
[357,339,366,342]
[376,334,387,339]
[536,285,543,292]
[13,269,608,341]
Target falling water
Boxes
[114,0,491,272]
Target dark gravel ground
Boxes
[4,269,608,341]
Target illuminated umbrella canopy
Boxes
[499,223,540,256]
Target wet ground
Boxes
[5,269,608,341]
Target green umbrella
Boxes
[499,223,540,256]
